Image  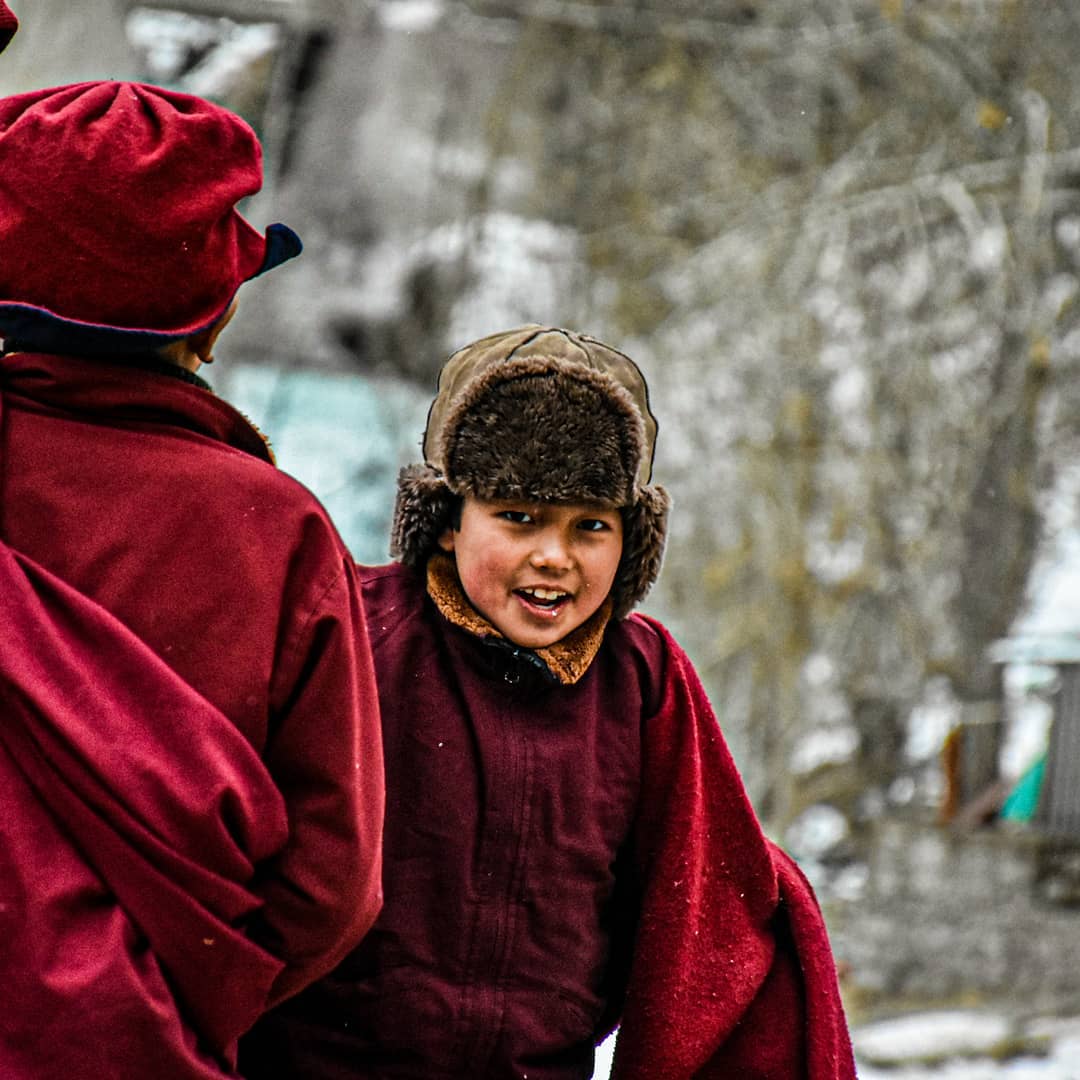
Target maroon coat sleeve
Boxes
[255,556,385,1005]
[611,620,855,1080]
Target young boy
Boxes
[241,326,855,1078]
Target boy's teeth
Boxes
[524,587,565,601]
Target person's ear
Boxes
[437,525,456,553]
[190,298,239,365]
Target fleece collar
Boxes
[425,552,611,686]
[0,351,275,464]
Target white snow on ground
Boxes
[854,1011,1013,1066]
[856,1051,1080,1079]
[850,1012,1080,1080]
[594,1032,615,1078]
[593,1015,1080,1078]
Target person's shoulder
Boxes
[355,560,428,641]
[608,611,674,665]
[605,613,715,705]
[176,432,347,553]
[600,612,676,714]
[173,445,355,607]
[194,439,322,510]
[356,560,418,592]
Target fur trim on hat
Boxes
[439,356,645,507]
[390,463,458,568]
[611,483,671,619]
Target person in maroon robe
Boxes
[0,74,384,1079]
[240,326,854,1078]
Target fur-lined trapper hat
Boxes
[392,325,670,619]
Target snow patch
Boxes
[905,679,960,763]
[854,1011,1012,1066]
[126,9,279,98]
[828,366,868,413]
[785,804,849,858]
[790,726,860,774]
[376,0,446,33]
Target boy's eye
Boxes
[498,510,534,525]
[578,518,611,533]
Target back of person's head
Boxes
[392,325,670,619]
[0,79,300,357]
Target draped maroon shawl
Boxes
[612,618,855,1079]
[0,540,290,1076]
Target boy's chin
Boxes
[493,609,591,651]
[504,629,572,650]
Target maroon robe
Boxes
[610,622,854,1078]
[0,352,385,1077]
[241,561,853,1078]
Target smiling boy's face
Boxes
[439,495,624,649]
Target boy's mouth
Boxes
[515,586,571,613]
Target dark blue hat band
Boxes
[0,223,301,357]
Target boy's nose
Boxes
[529,530,572,570]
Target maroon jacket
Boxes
[0,352,385,1078]
[240,560,854,1078]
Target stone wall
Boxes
[831,820,1080,1016]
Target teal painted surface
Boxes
[216,365,429,565]
[1001,756,1046,823]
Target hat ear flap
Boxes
[611,484,671,620]
[390,464,458,568]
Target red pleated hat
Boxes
[0,81,301,349]
[0,2,16,54]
